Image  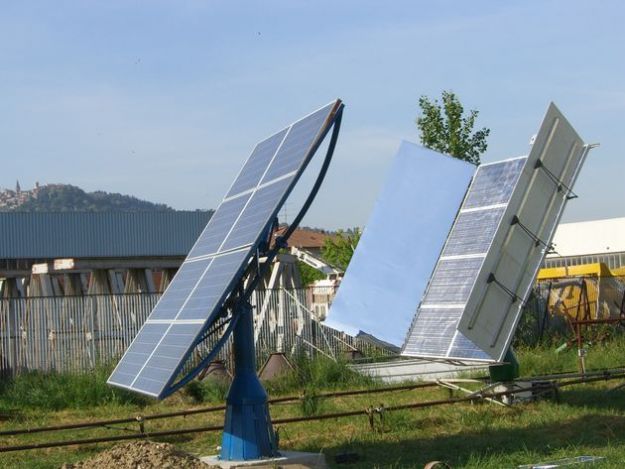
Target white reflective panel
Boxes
[324,142,474,346]
[458,103,589,361]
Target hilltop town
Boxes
[0,181,42,210]
[0,181,175,212]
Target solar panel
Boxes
[403,102,590,363]
[458,103,589,361]
[324,142,474,346]
[402,157,526,361]
[108,100,343,397]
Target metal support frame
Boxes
[218,105,344,461]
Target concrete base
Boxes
[350,357,489,383]
[201,450,327,469]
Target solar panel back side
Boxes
[458,103,588,361]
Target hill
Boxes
[0,182,175,212]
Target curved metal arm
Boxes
[242,104,344,301]
[163,104,344,397]
[165,313,241,396]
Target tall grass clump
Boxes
[182,354,376,406]
[0,367,149,412]
[263,353,376,396]
[184,378,231,404]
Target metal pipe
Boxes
[4,365,625,438]
[0,381,438,436]
[3,373,625,453]
[0,382,557,453]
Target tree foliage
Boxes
[416,90,490,165]
[297,262,326,286]
[321,229,361,271]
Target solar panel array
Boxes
[403,103,588,363]
[108,100,342,398]
[402,157,527,361]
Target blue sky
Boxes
[2,1,623,229]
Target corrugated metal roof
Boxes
[0,211,212,259]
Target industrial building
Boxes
[546,217,625,269]
[0,211,210,297]
[0,212,336,299]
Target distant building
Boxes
[545,217,625,269]
[272,226,331,257]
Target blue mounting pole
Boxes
[220,302,277,460]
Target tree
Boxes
[416,90,490,165]
[297,262,326,286]
[321,229,362,271]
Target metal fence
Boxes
[0,289,390,377]
[535,275,625,321]
[514,275,625,346]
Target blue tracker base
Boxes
[107,99,344,461]
[221,303,276,460]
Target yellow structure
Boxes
[537,263,625,321]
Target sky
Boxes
[2,1,624,230]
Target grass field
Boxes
[2,340,625,468]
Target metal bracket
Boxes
[534,159,578,199]
[510,215,553,250]
[487,273,519,304]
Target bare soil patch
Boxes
[61,440,212,469]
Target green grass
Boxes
[0,366,148,413]
[2,344,625,468]
[517,334,625,377]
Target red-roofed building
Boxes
[272,226,331,257]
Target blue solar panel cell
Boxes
[402,307,463,356]
[441,208,506,257]
[149,259,211,320]
[463,158,525,209]
[131,323,203,396]
[226,128,289,198]
[219,177,291,253]
[260,103,334,184]
[424,258,484,304]
[108,323,170,387]
[176,250,250,321]
[187,194,252,260]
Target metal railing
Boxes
[0,289,390,376]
